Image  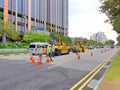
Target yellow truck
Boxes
[71,42,86,53]
[53,36,70,55]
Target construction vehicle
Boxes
[52,36,70,55]
[71,41,86,53]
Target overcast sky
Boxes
[68,0,118,43]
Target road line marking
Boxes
[70,53,115,90]
[19,62,29,64]
[47,61,65,69]
[1,60,9,62]
[78,54,113,90]
[47,65,57,69]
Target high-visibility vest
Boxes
[47,46,52,54]
[52,46,55,52]
[76,46,79,50]
[38,47,42,54]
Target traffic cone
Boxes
[31,58,35,63]
[46,58,50,64]
[36,57,42,66]
[77,54,80,60]
[29,54,35,63]
[90,52,93,56]
[30,54,33,61]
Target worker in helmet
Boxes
[51,45,55,57]
[38,44,43,63]
[76,44,79,55]
[47,45,53,61]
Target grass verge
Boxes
[104,50,120,80]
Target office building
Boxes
[90,32,107,44]
[0,0,68,35]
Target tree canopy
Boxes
[23,32,49,43]
[49,32,72,45]
[0,20,20,42]
[105,39,115,45]
[0,11,3,19]
[100,0,120,43]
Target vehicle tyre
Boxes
[82,47,84,52]
[57,50,61,56]
[67,49,70,54]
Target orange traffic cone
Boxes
[46,58,50,64]
[77,54,80,60]
[30,54,33,61]
[31,58,35,63]
[90,52,93,56]
[36,57,42,66]
[30,54,35,63]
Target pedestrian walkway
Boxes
[97,79,120,90]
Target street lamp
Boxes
[23,16,27,32]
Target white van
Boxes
[28,42,51,55]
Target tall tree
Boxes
[0,11,3,19]
[105,39,115,45]
[23,32,49,43]
[100,0,120,43]
[117,35,120,45]
[49,32,72,45]
[0,20,19,42]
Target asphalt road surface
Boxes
[0,48,118,90]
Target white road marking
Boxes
[1,60,9,62]
[0,59,30,65]
[19,62,29,64]
[47,62,64,69]
[47,65,58,69]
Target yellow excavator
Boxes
[71,41,86,53]
[53,36,70,55]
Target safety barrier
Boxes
[0,48,28,55]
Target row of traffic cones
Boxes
[29,54,51,66]
[30,52,94,65]
[77,52,93,60]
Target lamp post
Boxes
[23,16,27,33]
[15,0,18,31]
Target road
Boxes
[0,48,118,90]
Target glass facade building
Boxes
[0,0,68,35]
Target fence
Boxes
[0,48,28,55]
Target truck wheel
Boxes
[82,47,84,52]
[57,51,61,56]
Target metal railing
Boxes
[0,48,28,55]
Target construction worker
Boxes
[76,46,79,55]
[51,45,55,57]
[47,45,53,61]
[38,44,43,63]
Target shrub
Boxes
[0,42,28,48]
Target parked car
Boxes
[96,46,100,49]
[87,46,94,49]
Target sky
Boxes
[68,0,118,43]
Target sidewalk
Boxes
[97,79,120,90]
[97,49,120,90]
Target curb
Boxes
[93,51,117,90]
